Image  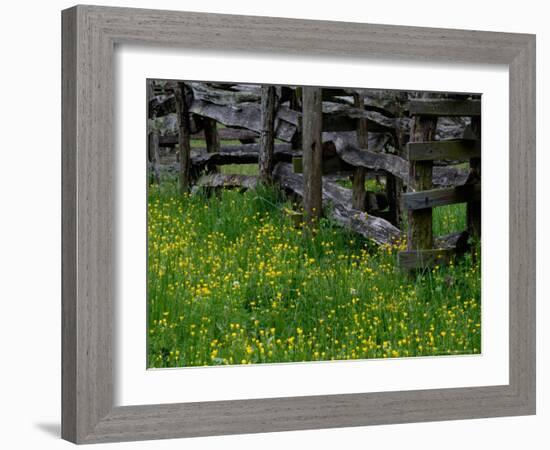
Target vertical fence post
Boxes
[259,85,277,182]
[407,116,437,251]
[203,118,220,153]
[148,131,160,184]
[467,116,481,238]
[174,82,192,193]
[386,175,400,226]
[203,117,220,173]
[352,92,368,210]
[386,132,403,228]
[302,86,323,226]
[147,80,161,185]
[387,99,408,229]
[290,87,302,150]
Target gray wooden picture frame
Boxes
[61,5,536,444]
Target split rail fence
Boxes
[148,81,481,270]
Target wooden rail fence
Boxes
[397,101,481,270]
[147,80,481,269]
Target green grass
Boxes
[147,181,481,368]
[190,138,242,148]
[433,203,467,236]
[335,177,385,192]
[220,164,259,175]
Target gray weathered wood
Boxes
[328,135,409,181]
[407,116,437,251]
[351,168,367,209]
[302,87,323,225]
[402,183,481,210]
[149,95,176,117]
[407,99,481,117]
[386,99,407,228]
[203,117,220,153]
[385,174,400,226]
[352,93,368,210]
[191,143,295,170]
[467,116,482,238]
[148,132,160,184]
[189,82,261,105]
[192,173,259,193]
[62,5,535,444]
[259,85,277,182]
[159,128,259,145]
[435,230,470,253]
[322,102,397,133]
[432,166,469,187]
[290,155,349,175]
[62,8,78,442]
[290,149,465,190]
[407,139,481,161]
[274,163,400,244]
[189,100,298,142]
[174,82,192,192]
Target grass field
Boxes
[147,180,481,368]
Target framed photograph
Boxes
[62,5,536,444]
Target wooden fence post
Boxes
[203,118,220,153]
[352,93,368,210]
[467,116,481,238]
[203,117,220,173]
[407,116,437,251]
[386,103,406,228]
[147,79,161,185]
[385,175,400,226]
[174,82,192,193]
[302,86,323,226]
[290,87,302,150]
[259,85,277,182]
[148,132,160,184]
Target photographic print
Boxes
[146,80,481,368]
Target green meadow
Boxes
[147,179,481,368]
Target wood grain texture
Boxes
[406,139,481,161]
[174,82,192,192]
[203,118,221,154]
[407,99,481,117]
[302,87,323,224]
[191,143,295,169]
[62,5,115,442]
[274,163,400,245]
[351,93,368,210]
[259,85,277,181]
[407,116,437,251]
[61,7,77,442]
[467,117,482,237]
[62,5,536,444]
[148,132,161,184]
[402,183,481,210]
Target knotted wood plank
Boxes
[406,139,480,162]
[402,183,481,210]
